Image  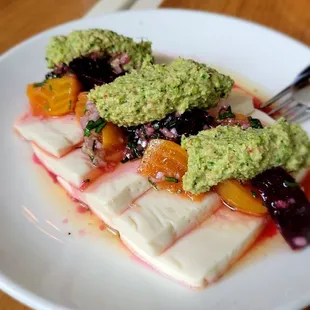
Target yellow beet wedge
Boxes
[215,179,267,216]
[27,75,82,117]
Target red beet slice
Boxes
[251,167,310,250]
[68,56,125,91]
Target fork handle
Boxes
[260,85,291,108]
[297,65,310,78]
[293,65,310,90]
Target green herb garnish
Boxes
[153,123,160,130]
[148,177,159,191]
[84,128,91,137]
[95,121,107,133]
[121,157,130,164]
[127,141,142,158]
[133,148,142,158]
[165,176,179,183]
[49,84,53,92]
[127,142,136,149]
[33,81,46,87]
[84,118,107,136]
[284,180,299,187]
[45,73,61,80]
[218,106,235,120]
[248,116,263,129]
[251,190,258,198]
[87,118,105,130]
[162,117,176,129]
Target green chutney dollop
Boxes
[45,29,153,70]
[182,118,310,194]
[88,58,234,126]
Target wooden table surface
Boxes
[0,0,309,309]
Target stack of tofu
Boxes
[14,90,268,288]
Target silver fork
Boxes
[261,65,310,123]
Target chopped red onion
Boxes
[274,200,289,209]
[160,128,176,139]
[95,141,103,149]
[80,101,100,130]
[145,125,155,135]
[156,172,164,180]
[170,128,178,135]
[110,53,130,74]
[293,237,307,247]
[120,53,130,64]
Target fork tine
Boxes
[261,86,291,108]
[286,106,310,123]
[267,97,294,116]
[292,111,310,124]
[280,103,303,119]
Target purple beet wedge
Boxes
[251,167,310,250]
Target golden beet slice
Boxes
[27,75,82,117]
[138,139,188,180]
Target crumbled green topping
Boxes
[89,58,234,126]
[182,118,310,194]
[46,29,153,70]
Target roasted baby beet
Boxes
[68,56,125,91]
[251,167,310,250]
[45,55,125,91]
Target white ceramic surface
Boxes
[1,9,310,310]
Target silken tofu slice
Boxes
[113,189,221,256]
[85,175,150,225]
[249,109,275,125]
[15,113,83,157]
[33,144,102,188]
[123,207,267,288]
[57,161,151,226]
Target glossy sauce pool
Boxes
[26,84,310,288]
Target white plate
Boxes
[1,9,310,310]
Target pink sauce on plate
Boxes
[32,153,58,184]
